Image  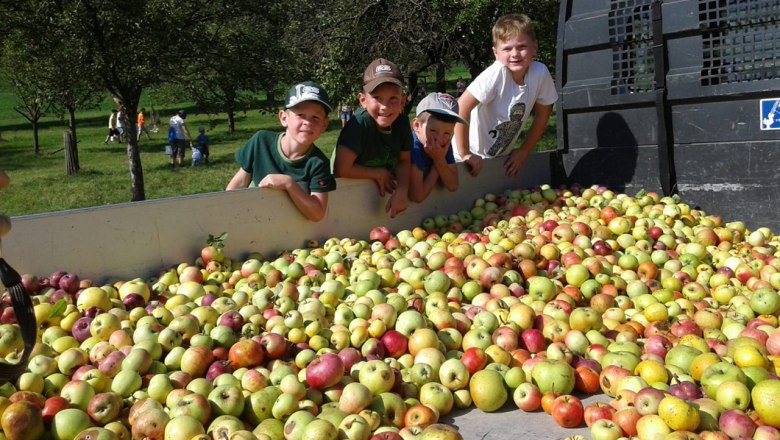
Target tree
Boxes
[182,4,291,133]
[0,38,51,154]
[2,0,267,201]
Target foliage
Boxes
[181,2,291,133]
[0,36,51,154]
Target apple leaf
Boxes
[635,188,647,198]
[207,232,229,249]
[49,299,67,319]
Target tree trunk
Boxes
[227,110,236,134]
[436,63,446,93]
[64,131,79,175]
[67,106,80,168]
[32,120,40,154]
[405,72,419,115]
[121,97,145,202]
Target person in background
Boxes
[168,110,192,168]
[339,102,353,127]
[194,127,210,165]
[332,58,412,218]
[455,77,467,97]
[453,14,558,177]
[409,92,464,202]
[226,81,335,222]
[104,109,120,144]
[137,107,152,141]
[116,106,128,142]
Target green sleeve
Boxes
[309,151,337,193]
[336,118,367,157]
[235,132,261,173]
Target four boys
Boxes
[226,13,555,222]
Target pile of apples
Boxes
[1,184,779,440]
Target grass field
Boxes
[0,71,557,217]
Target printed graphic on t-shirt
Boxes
[486,102,526,157]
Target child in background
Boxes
[226,81,335,222]
[332,58,412,218]
[195,127,210,165]
[453,14,558,177]
[409,92,464,202]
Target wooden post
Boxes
[64,131,79,176]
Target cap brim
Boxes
[363,78,404,93]
[285,99,332,113]
[424,109,469,125]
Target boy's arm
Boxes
[258,174,329,222]
[333,145,396,196]
[386,151,410,218]
[226,169,252,190]
[454,91,483,177]
[409,166,438,203]
[503,103,553,177]
[426,143,458,193]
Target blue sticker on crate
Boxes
[760,99,780,130]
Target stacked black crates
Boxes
[556,0,780,230]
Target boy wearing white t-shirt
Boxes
[454,14,558,177]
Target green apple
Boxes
[531,359,575,394]
[751,379,780,428]
[51,408,95,440]
[700,361,748,399]
[469,369,507,412]
[164,415,205,440]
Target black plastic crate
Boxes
[557,0,780,230]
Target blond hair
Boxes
[492,14,536,46]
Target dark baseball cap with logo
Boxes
[416,92,468,125]
[284,81,332,112]
[363,58,405,93]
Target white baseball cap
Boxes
[416,92,468,125]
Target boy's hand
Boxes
[462,154,483,177]
[424,142,448,162]
[504,148,531,177]
[373,168,397,197]
[385,190,408,218]
[258,174,293,190]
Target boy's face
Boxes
[413,116,456,150]
[493,32,538,81]
[279,101,329,146]
[359,83,406,129]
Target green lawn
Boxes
[0,72,557,217]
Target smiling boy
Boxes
[332,58,412,218]
[226,81,335,222]
[453,14,558,177]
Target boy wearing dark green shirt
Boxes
[332,58,412,218]
[226,81,335,222]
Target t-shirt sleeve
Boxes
[235,132,260,173]
[336,118,366,156]
[309,153,337,193]
[399,116,413,153]
[411,144,427,171]
[535,63,559,106]
[467,61,501,105]
[445,145,455,164]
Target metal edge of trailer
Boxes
[3,153,553,282]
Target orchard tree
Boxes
[182,4,291,133]
[2,0,267,201]
[0,38,51,154]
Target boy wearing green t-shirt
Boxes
[332,58,412,218]
[226,81,336,222]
